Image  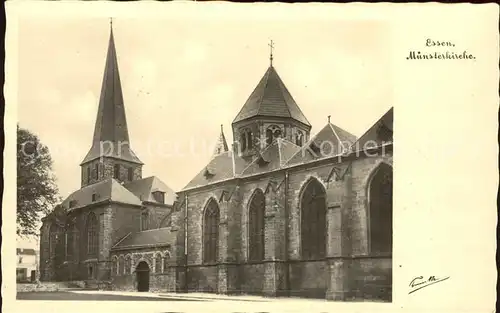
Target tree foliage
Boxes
[17,125,59,236]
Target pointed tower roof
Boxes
[81,23,142,165]
[212,124,229,157]
[232,65,311,127]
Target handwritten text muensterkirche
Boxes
[407,39,475,60]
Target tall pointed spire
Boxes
[212,124,229,157]
[81,22,142,165]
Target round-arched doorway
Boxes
[136,261,150,292]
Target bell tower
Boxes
[231,40,311,159]
[80,20,143,187]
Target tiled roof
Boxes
[240,139,301,176]
[112,228,176,250]
[286,122,357,166]
[124,176,176,205]
[232,66,311,126]
[351,107,393,151]
[81,26,142,165]
[17,248,37,255]
[182,151,235,190]
[62,178,142,210]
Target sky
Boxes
[17,14,392,247]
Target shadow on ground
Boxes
[17,291,202,301]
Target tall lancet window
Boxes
[300,178,326,260]
[240,132,247,152]
[368,163,393,254]
[86,213,98,256]
[113,164,120,179]
[248,189,265,261]
[86,167,91,184]
[203,199,220,264]
[266,129,273,146]
[247,131,253,150]
[94,163,100,180]
[296,131,304,147]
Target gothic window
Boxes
[203,199,220,264]
[240,132,247,151]
[86,213,98,256]
[86,167,91,184]
[155,253,162,273]
[300,178,326,260]
[141,211,149,231]
[66,224,75,260]
[49,223,59,257]
[248,189,265,261]
[124,255,131,274]
[128,167,134,181]
[163,252,170,273]
[111,256,118,275]
[247,131,253,149]
[94,163,99,179]
[113,164,120,179]
[118,255,125,275]
[296,131,304,147]
[368,163,393,254]
[266,129,273,146]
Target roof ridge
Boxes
[240,140,278,174]
[273,67,311,125]
[256,67,272,116]
[350,107,393,150]
[273,68,293,119]
[112,232,131,249]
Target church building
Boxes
[39,25,393,301]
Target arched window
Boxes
[66,224,75,260]
[111,256,118,276]
[49,223,59,257]
[248,189,265,261]
[94,163,99,180]
[300,178,326,260]
[203,199,220,264]
[163,252,170,273]
[266,129,273,146]
[368,163,393,254]
[141,211,149,231]
[247,131,253,149]
[113,164,120,179]
[155,253,162,273]
[86,167,91,184]
[118,255,125,275]
[296,131,303,146]
[124,255,132,274]
[128,167,134,181]
[86,213,98,256]
[240,132,247,151]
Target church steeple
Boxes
[212,124,229,157]
[80,22,143,187]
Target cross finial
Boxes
[110,17,113,27]
[220,124,223,133]
[268,39,274,66]
[328,115,331,123]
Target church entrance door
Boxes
[136,261,150,292]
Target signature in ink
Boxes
[409,276,450,294]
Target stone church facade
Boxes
[39,25,393,301]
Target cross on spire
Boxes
[110,17,113,27]
[268,40,274,66]
[328,115,331,123]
